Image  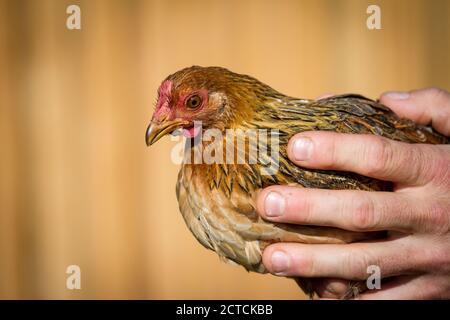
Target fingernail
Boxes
[384,91,410,100]
[264,191,285,217]
[271,251,290,274]
[292,137,313,161]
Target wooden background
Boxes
[0,0,449,299]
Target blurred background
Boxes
[0,0,449,299]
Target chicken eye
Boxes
[186,95,202,109]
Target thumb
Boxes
[379,88,450,136]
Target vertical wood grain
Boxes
[0,0,448,299]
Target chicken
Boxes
[145,66,449,298]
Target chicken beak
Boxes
[146,119,188,146]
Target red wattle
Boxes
[182,126,201,138]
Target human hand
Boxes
[257,88,450,299]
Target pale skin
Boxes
[256,88,450,299]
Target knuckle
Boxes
[425,202,450,234]
[323,135,340,169]
[428,149,450,187]
[418,88,450,135]
[401,145,449,186]
[436,245,450,273]
[425,87,449,101]
[344,249,372,279]
[349,194,377,231]
[299,192,315,224]
[294,251,316,277]
[364,136,393,177]
[417,238,450,274]
[285,189,314,224]
[410,234,448,274]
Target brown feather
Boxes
[158,66,449,298]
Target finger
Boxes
[262,239,421,280]
[359,275,448,299]
[380,88,450,136]
[257,186,431,233]
[312,278,350,299]
[287,131,445,185]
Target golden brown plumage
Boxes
[146,66,448,298]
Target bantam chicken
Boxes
[145,66,449,299]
